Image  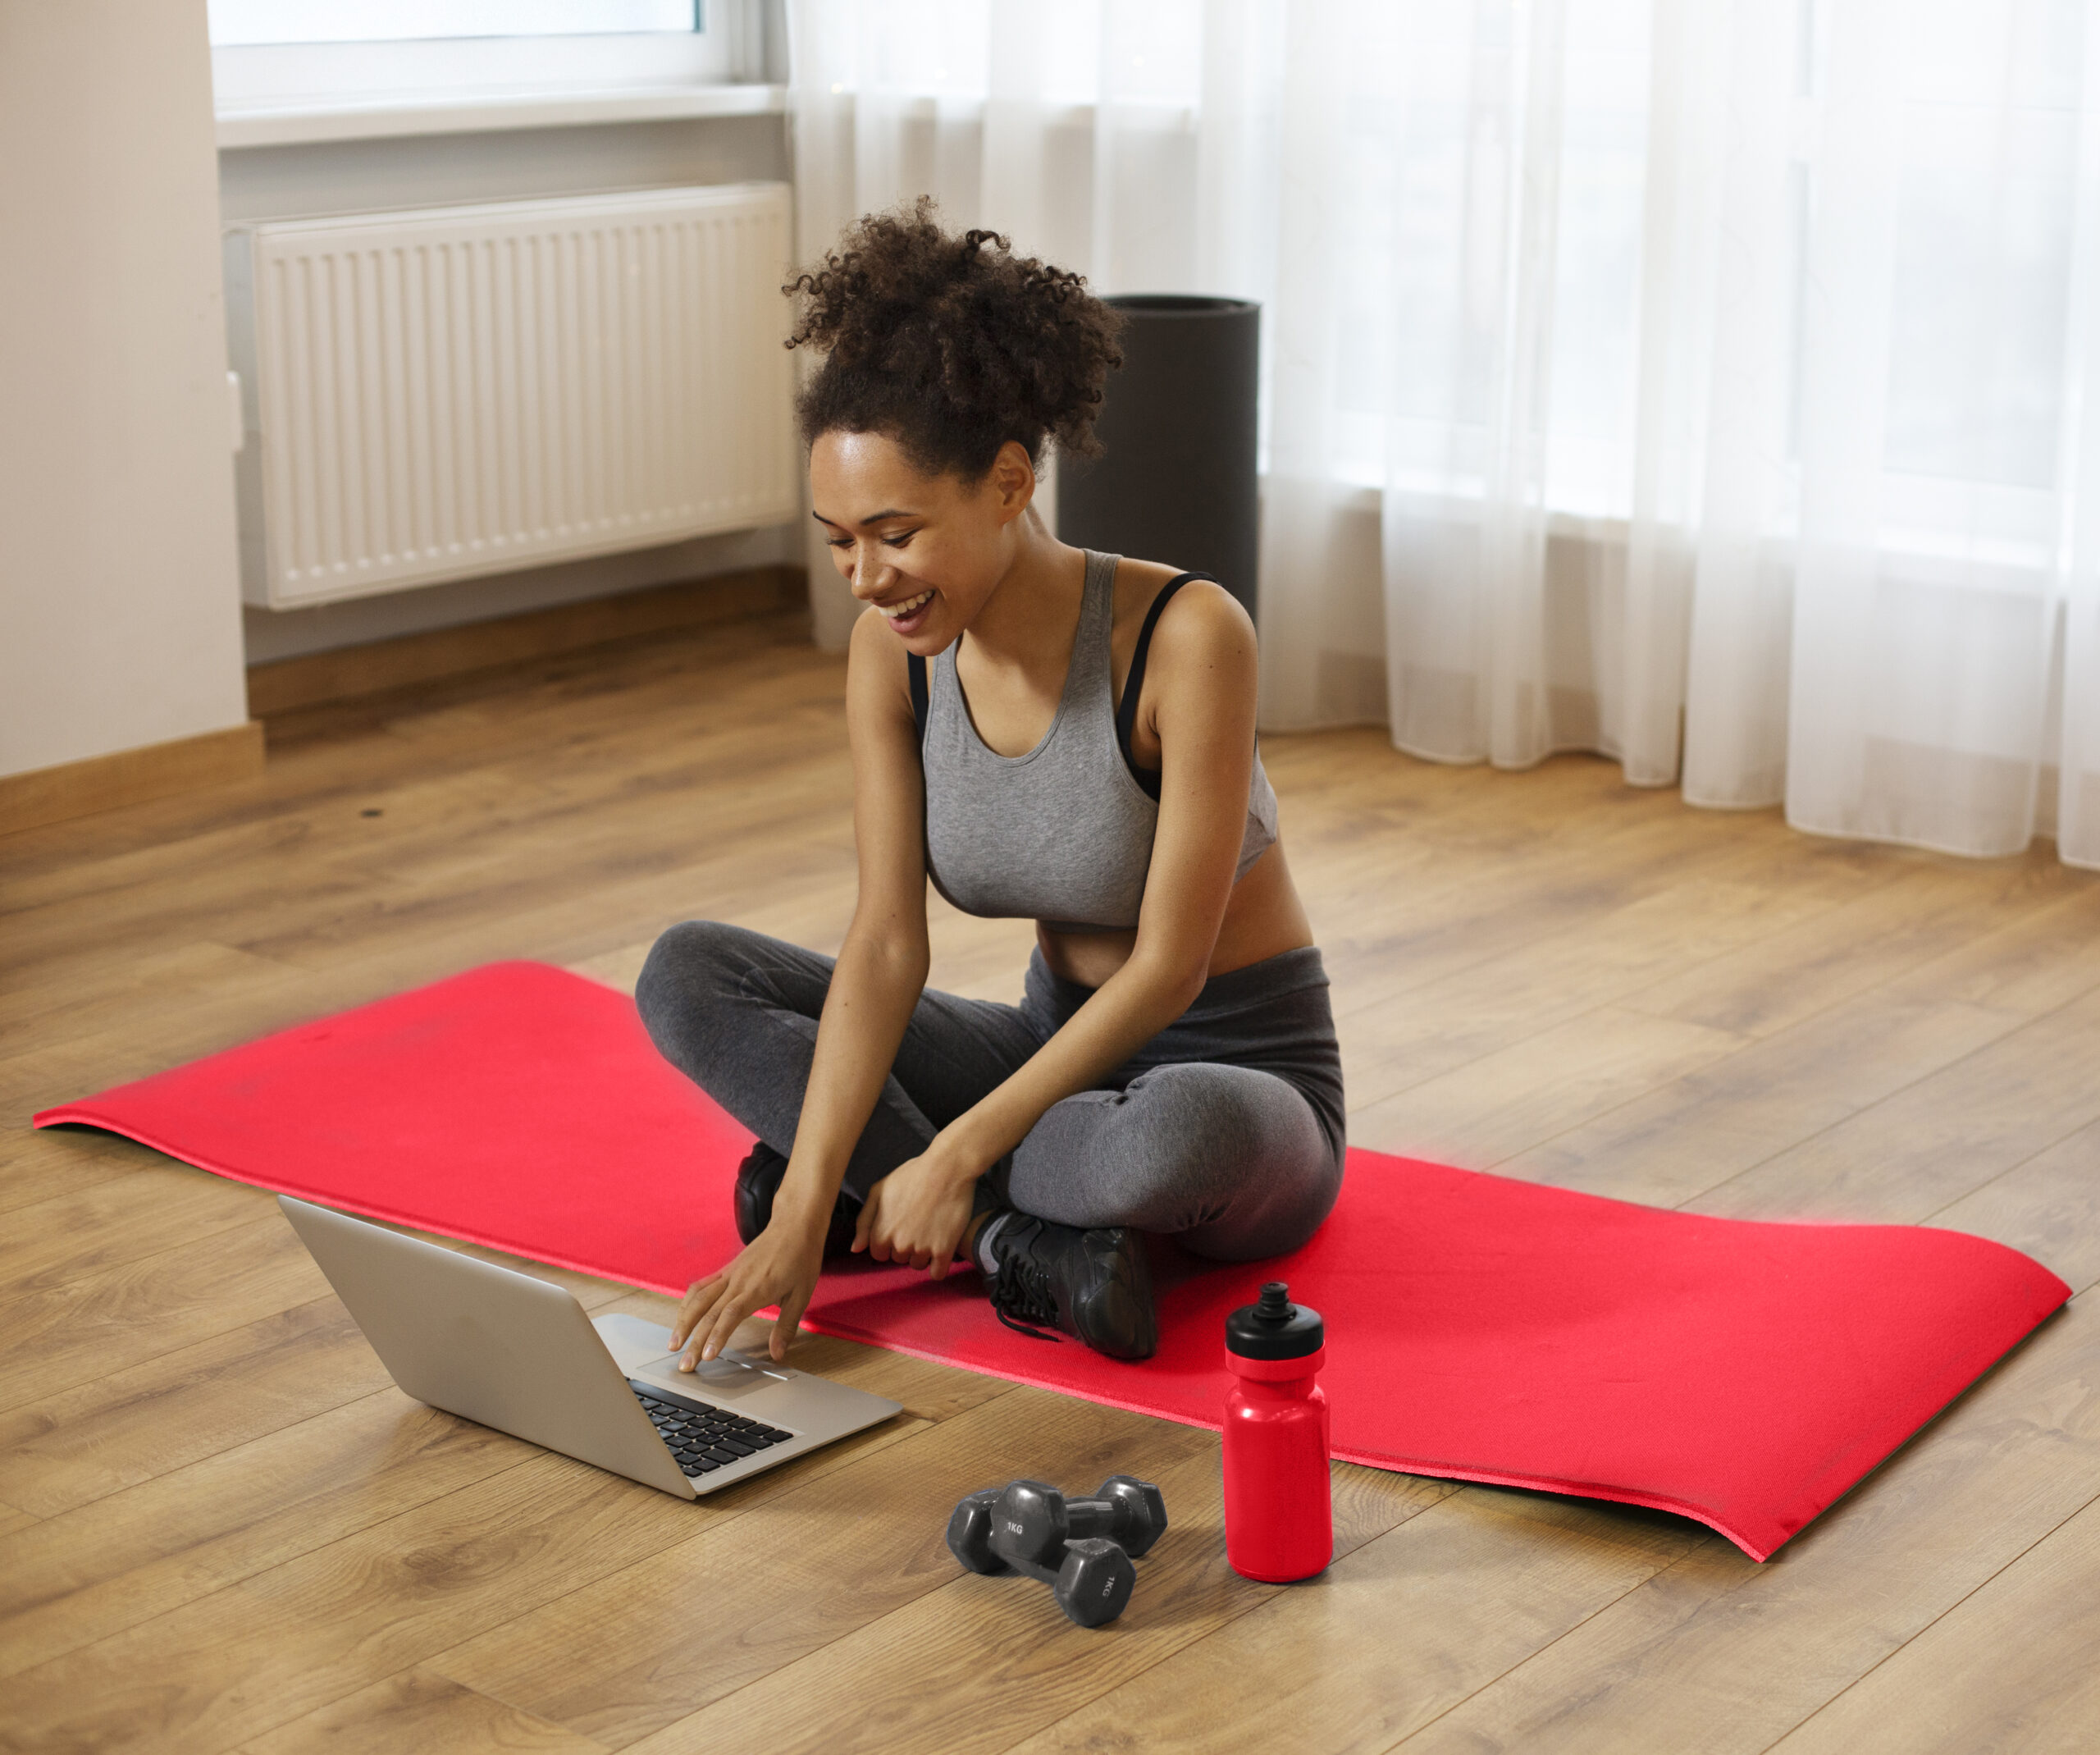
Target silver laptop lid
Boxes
[279,1195,694,1497]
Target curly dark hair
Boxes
[784,199,1125,480]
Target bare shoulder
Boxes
[1143,571,1258,676]
[1116,558,1254,648]
[849,600,907,662]
[846,603,915,721]
[847,601,914,681]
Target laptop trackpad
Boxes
[593,1312,782,1401]
[651,1352,771,1398]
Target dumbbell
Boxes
[992,1475,1168,1567]
[944,1488,1135,1628]
[945,1476,1168,1572]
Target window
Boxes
[208,0,764,141]
[207,2,701,46]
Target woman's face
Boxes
[808,430,1033,652]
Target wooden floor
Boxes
[5,610,2098,1753]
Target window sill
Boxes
[216,81,786,149]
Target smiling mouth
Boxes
[879,590,934,620]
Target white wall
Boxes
[0,1,249,779]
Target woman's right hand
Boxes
[669,1219,826,1368]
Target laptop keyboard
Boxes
[631,1384,796,1478]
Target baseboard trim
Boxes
[246,564,809,718]
[0,721,267,837]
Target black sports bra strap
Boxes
[908,651,929,745]
[1116,572,1216,780]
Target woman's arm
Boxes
[670,606,933,1364]
[858,582,1259,1263]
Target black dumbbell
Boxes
[990,1475,1168,1568]
[1019,1536,1136,1629]
[947,1488,1136,1627]
[945,1488,1013,1576]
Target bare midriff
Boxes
[1034,840,1316,990]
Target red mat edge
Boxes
[36,1099,2065,1564]
[33,1104,693,1300]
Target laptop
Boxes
[279,1195,901,1497]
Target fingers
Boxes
[701,1282,762,1364]
[865,1205,895,1264]
[670,1272,727,1350]
[682,1300,736,1369]
[772,1282,813,1363]
[851,1184,880,1256]
[676,1273,752,1369]
[864,1213,956,1276]
[677,1291,728,1369]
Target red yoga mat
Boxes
[34,960,2068,1561]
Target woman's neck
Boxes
[964,509,1084,665]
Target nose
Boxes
[847,546,896,601]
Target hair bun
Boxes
[787,198,1125,478]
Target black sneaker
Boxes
[733,1142,858,1260]
[984,1215,1158,1361]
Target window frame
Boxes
[211,0,773,148]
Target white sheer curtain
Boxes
[787,0,2100,870]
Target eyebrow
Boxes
[811,509,919,529]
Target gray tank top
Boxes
[916,550,1278,934]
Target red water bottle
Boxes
[1223,1280,1331,1581]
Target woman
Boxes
[637,203,1344,1370]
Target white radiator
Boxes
[225,182,798,609]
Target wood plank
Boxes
[1877,877,2100,1016]
[0,833,869,1117]
[622,1454,1453,1755]
[1928,1114,2100,1296]
[1764,1490,2100,1755]
[0,936,297,1043]
[0,1392,532,1682]
[0,1448,744,1753]
[0,720,265,837]
[1312,807,1787,1027]
[258,609,824,761]
[999,1486,1703,1755]
[2,647,842,992]
[1347,1006,1746,1169]
[0,1297,391,1517]
[1384,1296,2100,1754]
[237,1668,612,1755]
[1684,982,2100,1225]
[430,1385,1206,1749]
[1614,857,2078,1042]
[0,1319,970,1684]
[0,1500,38,1538]
[0,619,822,898]
[244,564,806,718]
[0,1165,273,1304]
[1336,871,1854,1115]
[0,1125,150,1216]
[0,1207,326,1415]
[1496,990,2030,1210]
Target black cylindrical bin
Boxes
[1058,295,1260,624]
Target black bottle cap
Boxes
[1226,1280,1324,1360]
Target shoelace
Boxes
[987,1239,1064,1345]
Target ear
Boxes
[986,441,1038,525]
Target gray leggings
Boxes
[635,921,1346,1262]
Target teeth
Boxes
[880,590,934,619]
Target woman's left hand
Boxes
[854,1147,979,1276]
